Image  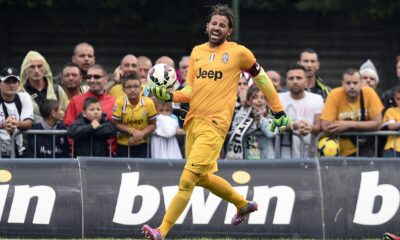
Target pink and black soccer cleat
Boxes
[142,224,163,240]
[231,201,258,225]
[383,232,400,240]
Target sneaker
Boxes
[384,232,400,240]
[142,224,163,240]
[231,201,258,225]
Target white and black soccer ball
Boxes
[147,63,177,89]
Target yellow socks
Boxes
[198,173,248,209]
[159,169,199,236]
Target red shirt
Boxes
[64,91,115,127]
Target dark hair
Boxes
[208,4,236,29]
[62,62,81,75]
[122,72,140,87]
[39,99,60,119]
[343,68,359,77]
[299,48,318,61]
[286,64,306,73]
[83,96,100,110]
[246,85,262,102]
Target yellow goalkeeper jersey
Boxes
[173,41,256,136]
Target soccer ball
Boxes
[317,137,339,157]
[147,63,177,89]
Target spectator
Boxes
[61,63,89,100]
[68,96,116,157]
[360,59,379,90]
[112,72,156,158]
[138,56,152,85]
[381,54,400,112]
[279,64,323,158]
[71,42,95,80]
[266,70,282,92]
[26,99,69,158]
[107,54,139,96]
[382,85,400,157]
[320,68,383,156]
[297,48,331,101]
[235,72,250,111]
[64,64,115,127]
[155,56,175,68]
[227,85,276,160]
[151,100,183,159]
[19,51,69,123]
[0,67,33,157]
[178,56,190,87]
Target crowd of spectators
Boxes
[0,43,399,159]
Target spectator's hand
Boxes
[327,120,350,133]
[91,120,100,129]
[298,120,311,136]
[150,85,172,102]
[176,127,185,135]
[130,128,144,144]
[5,116,17,134]
[113,66,124,84]
[270,111,290,133]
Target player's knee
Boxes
[179,170,199,192]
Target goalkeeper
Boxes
[142,4,289,240]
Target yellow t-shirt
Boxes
[112,95,157,145]
[383,107,400,151]
[173,41,256,136]
[321,86,383,156]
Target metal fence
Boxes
[315,131,400,158]
[4,129,400,159]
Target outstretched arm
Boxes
[247,62,289,132]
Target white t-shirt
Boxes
[0,92,34,155]
[279,91,324,158]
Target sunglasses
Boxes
[86,74,104,80]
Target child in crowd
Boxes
[68,96,117,157]
[151,99,184,159]
[27,99,69,158]
[382,85,400,157]
[112,72,156,158]
[226,85,276,160]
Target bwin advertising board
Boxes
[0,157,400,239]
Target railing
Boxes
[315,131,400,158]
[6,129,400,159]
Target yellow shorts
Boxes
[184,118,225,175]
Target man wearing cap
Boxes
[360,59,379,90]
[0,67,33,157]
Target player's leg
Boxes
[198,173,258,225]
[142,119,208,239]
[142,169,199,239]
[198,173,248,208]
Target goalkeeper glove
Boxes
[270,111,291,133]
[150,85,172,102]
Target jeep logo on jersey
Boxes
[196,68,223,81]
